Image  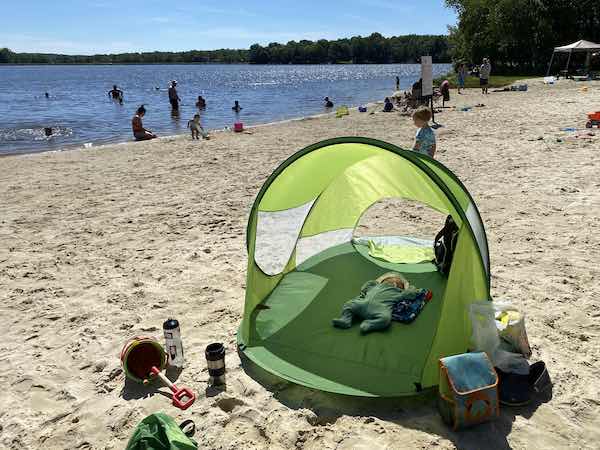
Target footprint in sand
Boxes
[213,395,246,413]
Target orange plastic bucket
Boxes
[120,336,166,383]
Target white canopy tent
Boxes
[547,40,600,76]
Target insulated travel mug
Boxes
[205,342,226,385]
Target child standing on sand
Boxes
[457,63,467,94]
[412,107,436,158]
[187,114,209,140]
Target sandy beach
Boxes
[1,79,600,449]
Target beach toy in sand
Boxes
[163,318,184,369]
[234,122,244,132]
[149,366,196,410]
[120,336,167,384]
[358,106,367,113]
[336,106,350,118]
[120,336,195,410]
[586,112,600,128]
[205,343,226,385]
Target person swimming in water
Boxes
[108,85,124,103]
[196,95,206,109]
[44,92,50,99]
[132,105,157,141]
[324,96,334,108]
[232,100,242,112]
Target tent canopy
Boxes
[239,137,491,397]
[547,40,600,75]
[554,40,600,53]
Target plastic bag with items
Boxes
[125,413,197,450]
[469,302,529,375]
[494,301,532,358]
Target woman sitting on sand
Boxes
[383,97,394,112]
[132,105,157,141]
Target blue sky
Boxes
[1,0,456,54]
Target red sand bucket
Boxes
[120,336,167,384]
[233,122,244,132]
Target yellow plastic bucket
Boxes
[120,336,166,383]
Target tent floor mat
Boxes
[245,241,447,397]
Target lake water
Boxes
[0,64,451,156]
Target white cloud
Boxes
[178,27,342,45]
[205,6,258,17]
[0,27,340,54]
[343,13,380,27]
[148,16,173,24]
[90,1,112,7]
[353,0,415,12]
[174,5,258,17]
[0,33,135,54]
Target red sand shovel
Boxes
[150,366,196,410]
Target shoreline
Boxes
[1,63,453,158]
[0,100,386,159]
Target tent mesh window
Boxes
[254,200,314,275]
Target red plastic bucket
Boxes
[234,122,244,132]
[120,336,166,383]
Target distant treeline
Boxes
[446,0,600,74]
[0,47,249,64]
[0,33,450,65]
[248,34,450,64]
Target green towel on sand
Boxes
[368,241,435,264]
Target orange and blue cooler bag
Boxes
[438,352,499,430]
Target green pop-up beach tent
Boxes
[238,137,491,397]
